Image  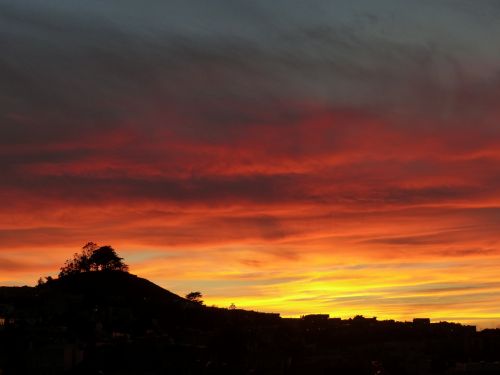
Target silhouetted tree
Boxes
[79,241,99,272]
[59,242,128,277]
[186,291,203,305]
[59,253,82,277]
[88,245,128,272]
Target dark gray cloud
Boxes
[2,0,500,146]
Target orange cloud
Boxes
[2,1,500,327]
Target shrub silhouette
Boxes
[186,291,203,304]
[59,242,128,277]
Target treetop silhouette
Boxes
[59,242,128,277]
[186,291,204,305]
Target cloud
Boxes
[0,257,32,272]
[2,0,500,325]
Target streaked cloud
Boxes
[1,0,500,327]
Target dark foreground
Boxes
[1,272,500,375]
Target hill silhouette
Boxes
[3,271,500,374]
[1,270,286,375]
[40,271,189,306]
[33,271,274,325]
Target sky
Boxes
[2,0,500,328]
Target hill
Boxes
[0,271,283,374]
[39,271,190,307]
[2,272,500,374]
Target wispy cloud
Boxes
[1,0,500,326]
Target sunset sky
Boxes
[2,1,500,328]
